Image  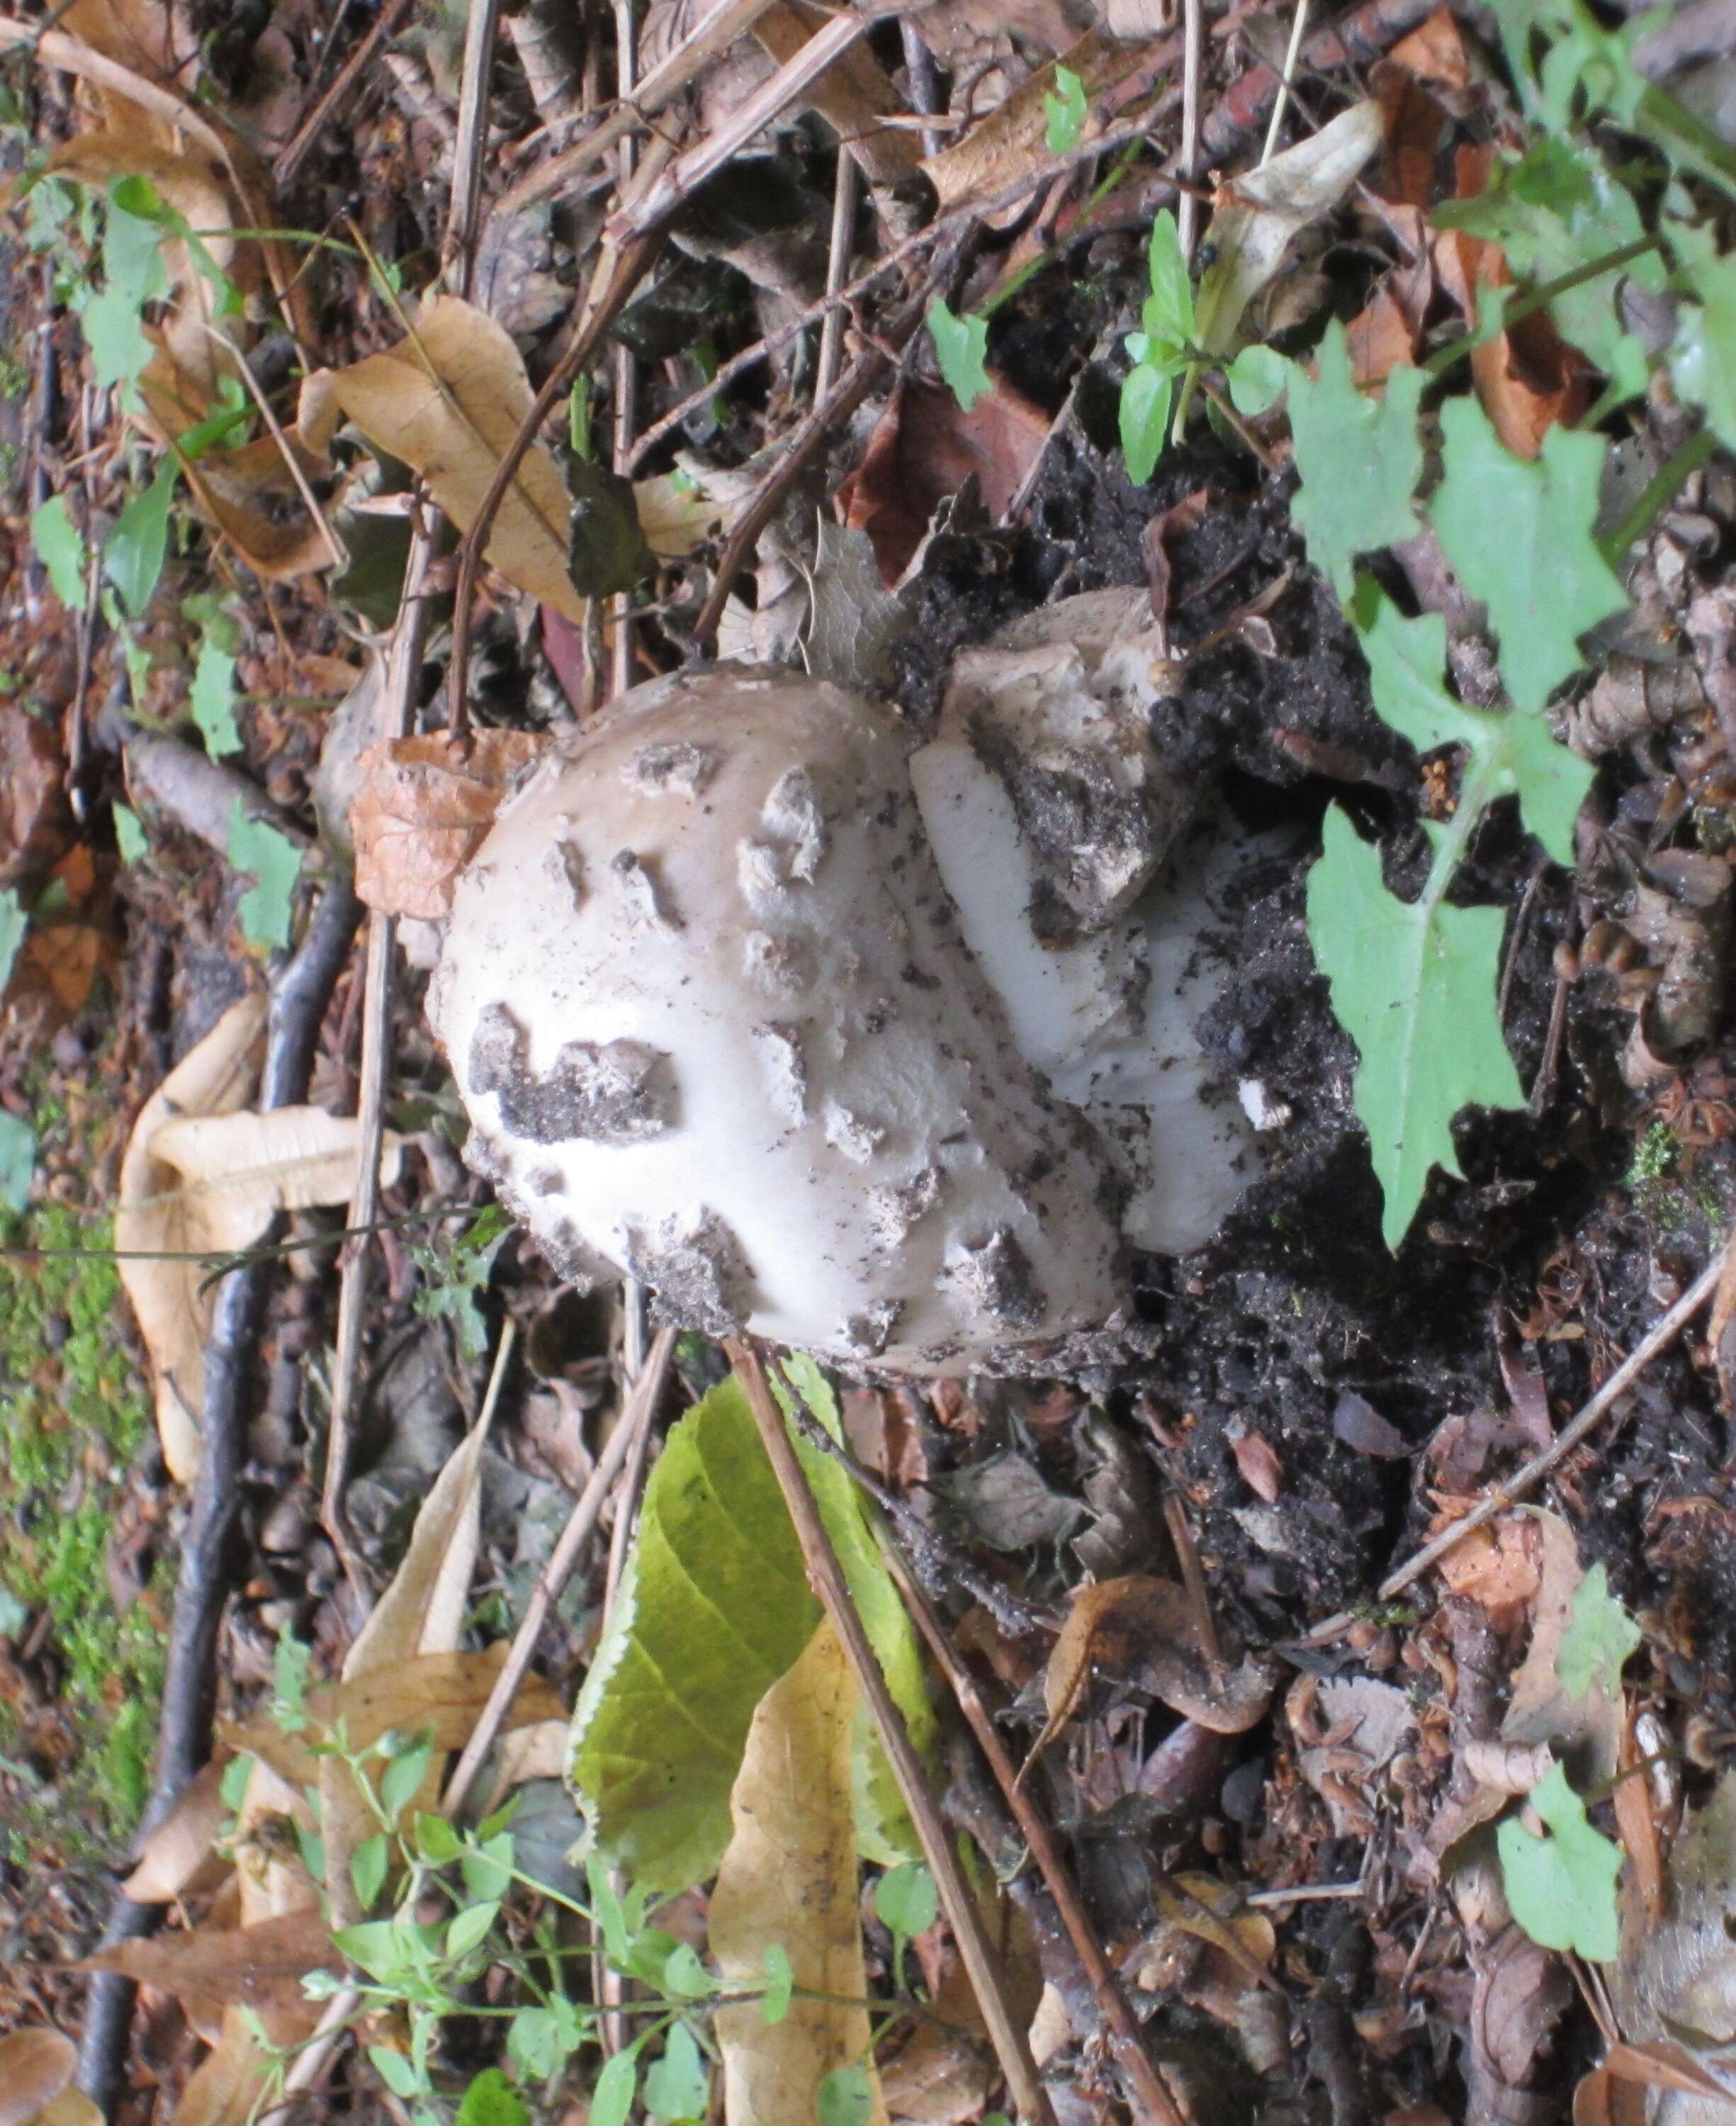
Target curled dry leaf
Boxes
[349,729,546,920]
[0,2029,77,2126]
[115,993,403,1480]
[711,1619,889,2126]
[1034,1573,1274,1766]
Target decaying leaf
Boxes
[1194,101,1387,356]
[349,729,546,920]
[1500,1509,1623,1793]
[115,993,402,1480]
[711,1619,890,2126]
[321,1416,493,1925]
[167,2008,271,2126]
[919,32,1147,213]
[1033,1574,1274,1767]
[0,2030,77,2126]
[121,1757,230,1902]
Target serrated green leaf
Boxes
[104,459,179,619]
[508,1998,587,2080]
[1044,64,1086,153]
[1307,804,1523,1250]
[113,802,148,866]
[1497,1759,1622,1961]
[1429,394,1626,712]
[645,2023,710,2125]
[350,1831,390,1913]
[191,636,242,758]
[1555,1561,1641,1701]
[31,494,89,610]
[1669,220,1736,451]
[0,1114,35,1215]
[927,298,991,412]
[1352,582,1595,867]
[567,1377,822,1891]
[455,2067,529,2126]
[777,1355,935,1865]
[1270,322,1426,601]
[227,801,303,951]
[1120,362,1174,485]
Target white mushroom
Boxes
[429,597,1266,1370]
[428,664,1128,1372]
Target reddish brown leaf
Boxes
[83,1910,340,2020]
[1231,1429,1285,1503]
[350,729,546,920]
[1614,1711,1667,1932]
[0,712,67,889]
[839,377,1049,588]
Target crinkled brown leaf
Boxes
[1036,1575,1274,1753]
[349,729,545,921]
[115,994,402,1480]
[711,1619,889,2126]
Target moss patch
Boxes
[0,1196,167,1858]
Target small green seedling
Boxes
[1120,210,1194,483]
[1044,64,1087,154]
[1497,1758,1622,1962]
[927,298,992,412]
[1555,1564,1641,1702]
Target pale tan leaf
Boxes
[115,994,266,1481]
[0,2029,76,2126]
[230,1757,321,1930]
[36,2093,104,2126]
[480,1718,572,1814]
[634,468,733,560]
[121,1758,230,1902]
[322,1420,495,1924]
[330,295,588,624]
[116,1011,402,1483]
[712,1619,889,2126]
[349,729,546,921]
[169,2010,271,2126]
[919,31,1147,213]
[1194,101,1386,356]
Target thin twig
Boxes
[816,150,860,405]
[439,1328,677,1821]
[77,884,361,2117]
[1261,0,1312,161]
[272,0,417,191]
[726,1343,1057,2126]
[1304,1242,1731,1643]
[447,0,505,298]
[198,325,346,571]
[877,1545,1186,2126]
[900,17,943,159]
[611,0,642,702]
[1178,0,1202,259]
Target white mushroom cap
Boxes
[428,663,1126,1371]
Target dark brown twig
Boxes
[76,882,362,2118]
[271,0,417,192]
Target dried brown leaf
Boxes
[169,2010,271,2126]
[121,1758,230,1902]
[919,32,1145,212]
[83,1910,339,2022]
[1036,1574,1273,1755]
[331,296,591,622]
[1500,1508,1622,1791]
[0,712,66,890]
[0,2030,77,2126]
[1231,1429,1285,1503]
[349,729,545,920]
[115,1000,402,1481]
[711,1619,889,2126]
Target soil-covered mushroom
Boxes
[428,663,1129,1371]
[429,609,1263,1366]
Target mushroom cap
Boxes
[429,663,1125,1371]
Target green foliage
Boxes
[411,1203,510,1361]
[1308,806,1523,1251]
[455,2069,529,2126]
[30,494,89,609]
[817,2062,876,2126]
[1429,397,1626,712]
[0,1117,34,1217]
[874,1860,937,1993]
[927,298,991,412]
[1044,64,1086,154]
[568,1373,823,1891]
[1555,1563,1640,1701]
[1120,211,1193,483]
[1497,1758,1622,1961]
[762,1943,794,2025]
[644,2023,709,2124]
[104,458,179,619]
[184,600,244,758]
[226,801,303,951]
[1229,322,1424,598]
[1668,220,1736,451]
[112,803,148,866]
[0,888,25,995]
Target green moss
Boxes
[1625,1120,1678,1193]
[0,1195,165,1855]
